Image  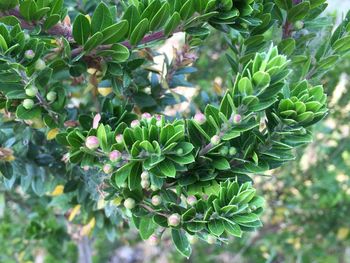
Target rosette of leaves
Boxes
[233,46,289,112]
[277,80,327,126]
[184,181,264,239]
[114,116,195,189]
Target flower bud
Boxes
[103,164,113,174]
[220,146,229,156]
[109,150,121,162]
[115,134,123,144]
[150,184,159,191]
[23,99,34,110]
[142,112,152,120]
[229,147,237,156]
[176,148,184,155]
[83,165,90,171]
[168,213,181,227]
[130,120,140,128]
[233,114,242,124]
[25,85,38,97]
[85,136,99,150]
[210,135,220,145]
[123,198,136,210]
[194,112,206,125]
[141,179,150,189]
[294,20,304,30]
[35,59,46,71]
[151,195,162,206]
[46,91,57,102]
[141,171,150,180]
[186,195,197,206]
[148,234,159,245]
[24,50,35,59]
[188,235,198,244]
[207,235,217,244]
[251,205,257,211]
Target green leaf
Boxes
[72,14,91,45]
[91,2,113,34]
[208,219,225,236]
[287,2,310,23]
[212,158,230,170]
[158,159,176,178]
[149,2,170,31]
[164,12,181,36]
[97,124,108,152]
[139,217,156,240]
[180,0,194,20]
[44,14,60,30]
[101,20,129,44]
[97,43,130,62]
[223,221,242,237]
[275,0,292,10]
[19,0,37,21]
[171,229,192,258]
[130,18,149,46]
[122,5,141,37]
[84,32,103,52]
[16,105,41,120]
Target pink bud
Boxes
[210,135,220,145]
[85,136,99,150]
[83,165,90,171]
[115,134,123,144]
[148,234,159,245]
[25,50,35,59]
[131,120,140,128]
[186,195,197,206]
[155,115,162,121]
[142,112,152,119]
[141,171,149,180]
[151,195,162,206]
[233,114,242,124]
[168,213,181,227]
[109,150,121,162]
[103,164,113,174]
[93,113,101,129]
[194,112,206,125]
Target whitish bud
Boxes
[233,114,242,124]
[168,213,181,227]
[115,134,123,144]
[186,195,197,206]
[194,112,206,125]
[35,59,46,71]
[130,120,140,128]
[141,179,150,189]
[23,99,34,110]
[210,135,220,145]
[123,198,136,209]
[103,164,113,174]
[46,91,57,102]
[229,147,237,156]
[207,235,217,244]
[24,50,35,59]
[148,234,159,245]
[109,150,121,162]
[141,171,150,180]
[25,86,38,97]
[85,136,99,150]
[151,195,162,206]
[142,112,152,120]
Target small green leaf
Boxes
[130,18,149,46]
[158,159,176,178]
[171,229,192,258]
[72,14,91,45]
[84,32,103,52]
[208,219,225,236]
[91,2,113,34]
[139,217,156,240]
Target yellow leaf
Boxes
[337,227,349,240]
[98,87,113,97]
[47,128,59,140]
[68,205,81,222]
[81,217,96,236]
[51,185,64,196]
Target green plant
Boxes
[0,0,349,259]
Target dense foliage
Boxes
[0,0,349,260]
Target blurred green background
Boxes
[1,1,350,263]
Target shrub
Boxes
[0,0,349,259]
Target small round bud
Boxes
[34,59,46,71]
[109,150,121,162]
[85,136,99,150]
[24,50,35,59]
[233,114,242,124]
[188,235,198,244]
[151,195,162,206]
[115,134,123,144]
[176,148,184,155]
[23,99,34,110]
[194,112,206,125]
[82,165,90,171]
[207,235,217,244]
[103,164,113,174]
[251,205,257,210]
[148,234,159,245]
[210,135,220,145]
[168,213,181,227]
[186,195,197,206]
[25,85,38,97]
[294,20,304,30]
[141,171,150,180]
[142,112,152,120]
[150,185,159,191]
[46,91,57,102]
[131,120,140,128]
[229,147,237,156]
[220,146,229,156]
[141,179,150,189]
[155,115,162,121]
[123,198,136,210]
